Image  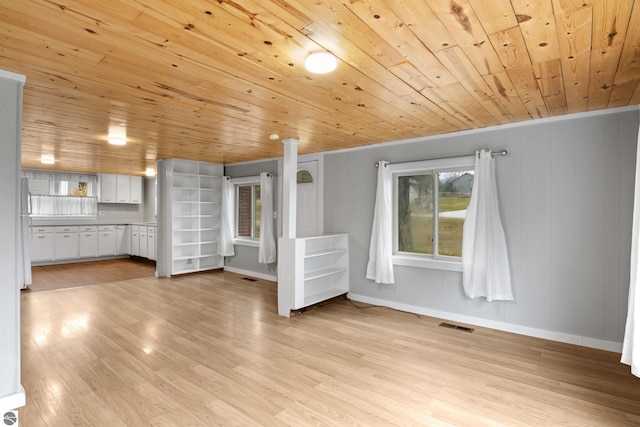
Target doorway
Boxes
[296,159,323,237]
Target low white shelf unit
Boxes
[278,233,349,317]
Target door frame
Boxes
[277,152,324,239]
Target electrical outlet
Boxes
[99,211,105,216]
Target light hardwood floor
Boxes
[19,270,640,426]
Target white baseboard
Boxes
[0,385,25,413]
[347,293,623,353]
[223,266,277,283]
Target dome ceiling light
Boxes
[304,51,337,74]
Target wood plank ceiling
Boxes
[1,0,639,175]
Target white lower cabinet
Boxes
[131,225,140,256]
[98,225,117,256]
[147,226,156,261]
[31,226,55,262]
[79,226,98,258]
[116,225,130,255]
[54,226,79,260]
[31,223,157,264]
[139,227,148,258]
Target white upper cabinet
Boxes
[100,173,142,204]
[100,173,117,203]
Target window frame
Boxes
[231,176,261,247]
[389,155,475,272]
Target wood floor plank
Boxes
[18,260,640,425]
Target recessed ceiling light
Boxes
[305,51,337,74]
[108,135,126,145]
[145,167,156,177]
[269,133,280,140]
[40,154,55,165]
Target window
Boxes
[236,182,261,240]
[27,176,98,217]
[391,156,474,269]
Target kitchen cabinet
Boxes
[54,226,79,260]
[116,175,131,203]
[130,225,140,256]
[100,174,142,204]
[116,225,130,255]
[100,173,117,203]
[139,227,148,258]
[31,226,55,262]
[79,226,98,258]
[98,225,116,256]
[147,226,156,261]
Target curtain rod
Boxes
[374,149,508,167]
[224,172,275,179]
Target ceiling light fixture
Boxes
[108,124,127,146]
[305,51,337,74]
[40,154,55,165]
[269,133,280,140]
[145,167,156,177]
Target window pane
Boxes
[237,185,252,237]
[398,174,433,254]
[438,170,473,257]
[254,185,261,239]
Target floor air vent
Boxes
[439,322,474,333]
[242,277,258,282]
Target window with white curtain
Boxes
[23,170,98,217]
[391,156,474,271]
[231,175,261,246]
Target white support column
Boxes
[281,138,298,239]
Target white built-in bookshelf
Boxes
[159,159,223,276]
[278,233,349,316]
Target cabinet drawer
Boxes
[32,226,55,234]
[80,226,97,232]
[98,225,116,232]
[56,226,79,233]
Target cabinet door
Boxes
[55,232,78,259]
[147,227,156,261]
[139,230,148,258]
[116,225,129,255]
[31,233,55,262]
[131,228,140,256]
[79,232,98,258]
[116,175,131,203]
[130,176,142,204]
[100,173,117,203]
[98,230,117,256]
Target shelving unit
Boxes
[157,159,223,276]
[278,233,349,316]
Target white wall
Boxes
[324,107,639,351]
[0,71,26,411]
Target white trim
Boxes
[388,155,475,174]
[230,175,260,185]
[0,70,26,83]
[392,254,463,272]
[0,385,26,413]
[327,105,640,156]
[223,266,277,282]
[347,293,623,353]
[233,238,259,248]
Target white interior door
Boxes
[296,160,321,237]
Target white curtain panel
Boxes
[29,194,96,216]
[258,172,277,264]
[622,118,640,377]
[366,161,395,284]
[462,150,513,301]
[218,177,235,257]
